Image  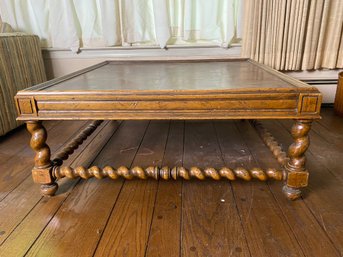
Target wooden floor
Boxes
[0,107,342,257]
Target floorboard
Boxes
[0,121,85,201]
[0,107,342,257]
[274,120,343,255]
[182,121,249,257]
[145,121,184,257]
[94,121,169,257]
[0,121,88,247]
[240,120,340,257]
[219,121,304,257]
[1,121,118,257]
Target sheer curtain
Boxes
[0,0,242,50]
[242,0,343,70]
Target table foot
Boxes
[251,119,312,200]
[283,185,302,200]
[27,120,103,196]
[41,182,59,196]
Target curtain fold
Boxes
[0,0,240,50]
[49,0,80,51]
[168,0,241,46]
[121,0,156,45]
[152,0,171,48]
[71,0,122,48]
[242,0,343,70]
[0,0,50,46]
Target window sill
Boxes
[42,44,242,59]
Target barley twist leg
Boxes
[283,120,312,200]
[52,120,103,166]
[27,121,58,196]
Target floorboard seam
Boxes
[308,122,337,147]
[22,121,119,256]
[256,121,340,256]
[277,121,343,183]
[302,198,342,255]
[22,182,81,257]
[179,121,186,257]
[0,195,43,247]
[0,173,32,202]
[144,121,171,257]
[216,121,252,257]
[1,110,341,256]
[0,122,88,203]
[235,120,308,257]
[91,121,151,257]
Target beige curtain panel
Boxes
[242,0,343,71]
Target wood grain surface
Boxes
[40,61,300,92]
[24,121,144,257]
[182,121,250,257]
[1,108,342,257]
[93,121,169,257]
[0,121,118,257]
[251,120,341,257]
[15,59,322,121]
[215,121,304,257]
[334,72,343,116]
[145,121,184,257]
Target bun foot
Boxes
[283,185,301,200]
[41,182,58,196]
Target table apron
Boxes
[15,93,322,120]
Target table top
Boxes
[23,59,316,94]
[16,58,322,121]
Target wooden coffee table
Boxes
[15,59,322,200]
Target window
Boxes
[0,0,242,51]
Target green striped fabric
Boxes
[0,33,46,135]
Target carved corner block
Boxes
[15,96,38,117]
[32,167,54,184]
[286,171,309,188]
[297,93,322,115]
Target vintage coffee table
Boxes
[15,59,322,200]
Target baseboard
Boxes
[285,70,342,104]
[311,83,337,103]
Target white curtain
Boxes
[0,0,241,50]
[168,0,241,46]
